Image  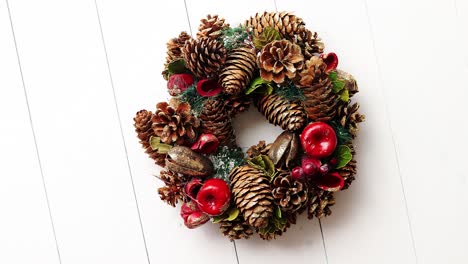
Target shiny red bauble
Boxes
[300,122,337,159]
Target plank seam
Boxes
[5,0,62,263]
[318,220,329,264]
[93,1,151,263]
[363,0,419,263]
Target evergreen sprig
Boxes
[274,82,305,101]
[209,146,246,182]
[219,26,252,51]
[176,85,207,116]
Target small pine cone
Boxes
[163,32,192,79]
[336,144,357,189]
[256,94,306,131]
[224,94,251,117]
[244,11,305,39]
[134,110,166,166]
[219,47,257,95]
[296,56,327,87]
[246,140,272,158]
[337,102,365,138]
[157,170,185,207]
[271,171,308,212]
[293,29,324,59]
[258,40,304,84]
[152,102,200,145]
[197,14,229,39]
[200,99,236,147]
[259,212,297,240]
[182,37,226,78]
[301,78,341,122]
[219,217,254,240]
[306,187,335,219]
[229,165,275,229]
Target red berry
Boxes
[300,122,338,159]
[291,167,304,180]
[301,156,321,177]
[319,164,330,175]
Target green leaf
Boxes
[245,77,273,95]
[335,145,353,169]
[328,71,338,81]
[274,206,282,218]
[247,155,275,177]
[253,27,281,49]
[156,143,172,154]
[339,89,349,102]
[167,59,188,75]
[212,215,225,223]
[149,136,161,150]
[332,79,345,93]
[226,208,240,221]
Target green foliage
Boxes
[259,206,288,236]
[334,145,353,168]
[219,26,251,51]
[274,82,305,102]
[212,207,240,223]
[329,71,349,102]
[209,146,246,182]
[176,84,208,116]
[247,155,276,177]
[329,121,352,145]
[253,27,281,50]
[149,136,172,154]
[245,77,274,95]
[167,59,190,75]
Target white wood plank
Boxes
[94,0,238,263]
[275,1,416,263]
[455,0,468,67]
[367,0,468,263]
[185,1,327,264]
[0,2,60,263]
[7,1,150,263]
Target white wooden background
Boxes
[1,0,467,263]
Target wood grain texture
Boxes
[0,2,60,263]
[7,0,149,263]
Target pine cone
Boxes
[259,212,296,240]
[306,187,335,219]
[293,29,324,59]
[182,37,226,78]
[157,170,185,207]
[337,102,365,138]
[224,94,251,118]
[199,99,236,147]
[134,110,166,166]
[163,31,192,79]
[256,94,306,131]
[219,47,257,95]
[219,217,254,240]
[301,78,341,122]
[229,165,274,229]
[244,11,305,39]
[258,40,304,84]
[271,171,308,212]
[197,14,229,39]
[336,144,357,190]
[152,102,200,145]
[296,56,327,87]
[246,140,272,158]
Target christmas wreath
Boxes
[134,12,365,240]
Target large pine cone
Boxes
[296,56,327,87]
[197,14,229,39]
[336,144,357,190]
[293,29,324,59]
[301,78,341,122]
[229,165,274,229]
[157,170,185,207]
[306,188,335,219]
[246,140,272,158]
[224,94,251,118]
[152,102,200,145]
[337,102,365,138]
[182,37,226,78]
[258,40,304,84]
[219,217,254,240]
[256,93,306,131]
[163,31,192,79]
[219,47,257,95]
[199,99,236,147]
[271,171,308,212]
[244,11,305,39]
[134,110,166,166]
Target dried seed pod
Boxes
[165,146,214,177]
[268,131,299,168]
